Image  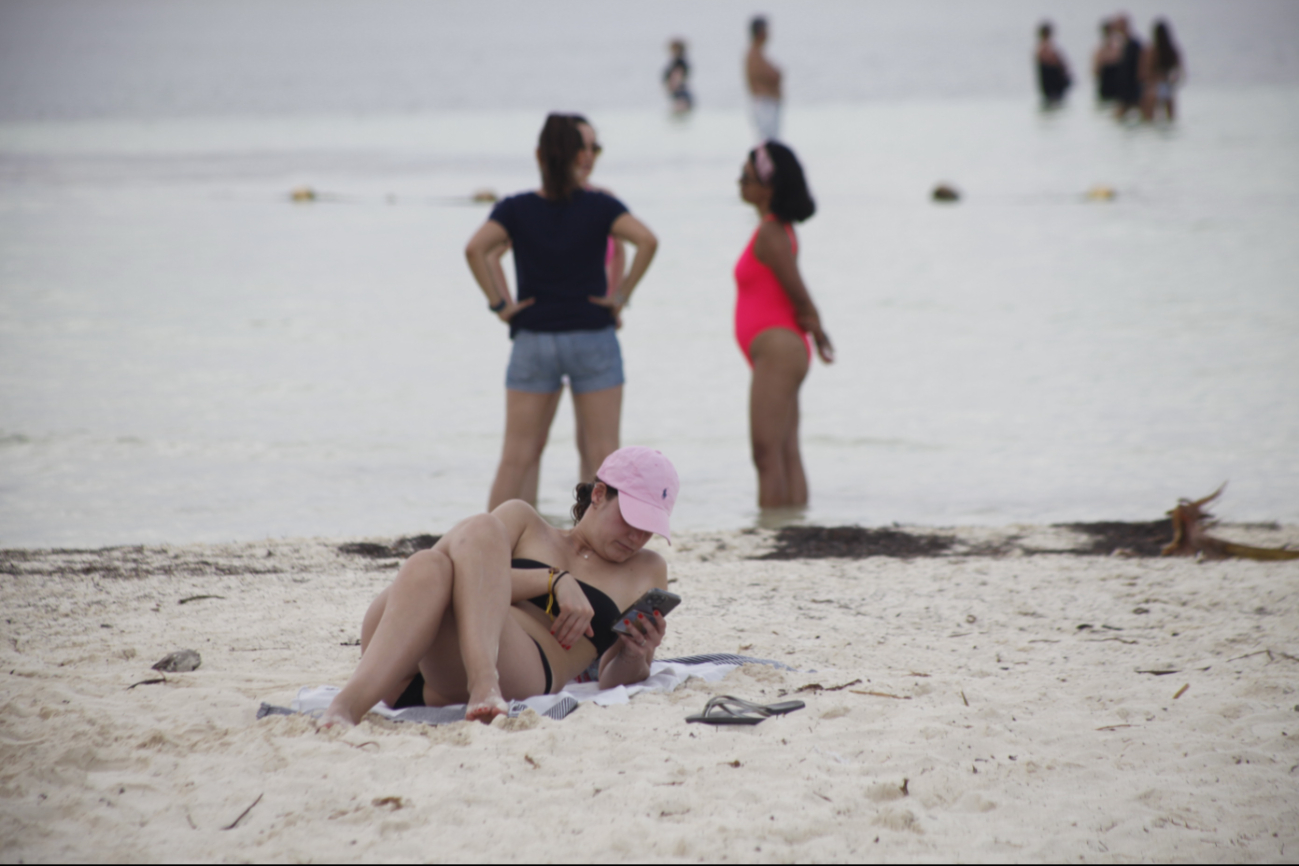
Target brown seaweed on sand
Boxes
[1161,485,1299,561]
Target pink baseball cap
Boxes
[596,446,679,543]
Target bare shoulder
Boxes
[491,499,549,541]
[631,547,669,590]
[754,219,793,259]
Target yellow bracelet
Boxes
[545,570,571,618]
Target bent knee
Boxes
[398,548,453,588]
[446,512,509,552]
[407,547,452,571]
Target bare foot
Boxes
[465,691,509,725]
[319,699,358,729]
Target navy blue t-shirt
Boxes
[489,189,628,338]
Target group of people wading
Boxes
[466,106,830,518]
[1036,13,1184,121]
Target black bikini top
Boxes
[512,558,622,656]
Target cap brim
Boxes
[617,493,671,545]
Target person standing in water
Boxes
[1111,14,1144,118]
[485,116,628,506]
[734,141,833,509]
[746,16,782,142]
[1035,21,1072,105]
[466,114,658,512]
[1140,19,1184,121]
[1092,18,1123,101]
[664,39,693,114]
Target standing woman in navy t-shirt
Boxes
[465,113,658,510]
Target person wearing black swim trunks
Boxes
[320,446,679,727]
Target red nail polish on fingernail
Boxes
[637,613,645,619]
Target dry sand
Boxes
[2,524,1298,862]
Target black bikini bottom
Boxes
[391,637,553,709]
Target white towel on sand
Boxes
[259,655,790,724]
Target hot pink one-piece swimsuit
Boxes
[733,216,812,366]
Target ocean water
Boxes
[1,1,1297,546]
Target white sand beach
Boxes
[2,524,1297,862]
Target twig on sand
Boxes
[1228,650,1271,662]
[794,678,862,694]
[126,676,166,690]
[178,595,226,604]
[1173,684,1190,699]
[1162,485,1299,561]
[961,690,969,707]
[1226,649,1299,664]
[221,793,263,831]
[849,690,910,700]
[1097,724,1134,731]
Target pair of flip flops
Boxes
[685,695,806,726]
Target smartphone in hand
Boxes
[610,588,681,635]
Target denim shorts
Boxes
[506,327,624,394]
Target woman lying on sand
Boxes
[321,447,679,726]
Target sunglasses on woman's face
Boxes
[590,143,603,156]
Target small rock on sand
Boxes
[152,649,202,673]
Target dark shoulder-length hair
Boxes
[1153,21,1180,73]
[751,141,816,223]
[572,477,618,524]
[538,113,584,201]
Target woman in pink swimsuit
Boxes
[735,141,833,509]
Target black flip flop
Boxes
[718,695,806,717]
[685,695,806,725]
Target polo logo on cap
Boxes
[662,489,668,499]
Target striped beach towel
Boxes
[257,654,793,725]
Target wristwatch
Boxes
[489,298,507,313]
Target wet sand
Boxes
[2,523,1297,862]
